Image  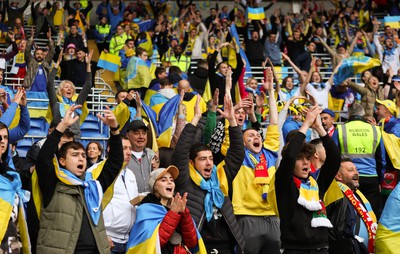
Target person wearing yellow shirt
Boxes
[232,68,281,254]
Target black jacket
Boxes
[326,187,369,254]
[275,132,341,250]
[172,124,245,252]
[208,51,243,105]
[188,67,208,96]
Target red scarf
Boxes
[340,183,376,253]
[249,152,269,200]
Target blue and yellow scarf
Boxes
[0,171,31,254]
[126,203,206,254]
[189,162,226,222]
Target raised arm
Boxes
[282,52,307,84]
[37,105,81,207]
[203,89,219,144]
[217,94,245,183]
[316,35,336,56]
[76,50,94,105]
[95,107,123,191]
[8,88,30,143]
[173,95,203,188]
[48,51,63,124]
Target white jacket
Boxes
[103,167,138,243]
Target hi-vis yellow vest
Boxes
[95,24,111,41]
[166,55,190,73]
[337,121,381,158]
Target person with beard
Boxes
[373,22,400,73]
[173,94,246,253]
[23,30,54,91]
[165,45,191,74]
[325,158,377,254]
[232,68,280,254]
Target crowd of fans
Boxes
[1,0,400,254]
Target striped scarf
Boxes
[337,182,377,252]
[294,176,333,228]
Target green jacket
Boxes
[36,182,110,254]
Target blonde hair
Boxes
[246,77,258,87]
[57,80,76,97]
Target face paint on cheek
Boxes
[247,139,251,143]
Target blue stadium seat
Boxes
[81,121,100,131]
[26,91,49,108]
[16,139,36,157]
[81,130,108,138]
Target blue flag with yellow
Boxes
[126,203,206,254]
[98,52,121,72]
[375,182,400,254]
[0,171,31,254]
[157,95,181,148]
[230,23,252,79]
[384,16,400,29]
[247,7,265,20]
[333,56,381,85]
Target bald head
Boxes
[178,80,190,93]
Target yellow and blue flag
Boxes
[0,171,31,254]
[126,57,152,89]
[230,23,252,79]
[157,95,181,148]
[333,56,381,85]
[384,16,400,29]
[98,52,121,73]
[375,182,400,254]
[149,93,171,116]
[144,83,161,105]
[126,203,206,254]
[247,7,265,20]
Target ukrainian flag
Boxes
[126,203,206,254]
[126,57,152,89]
[157,95,180,148]
[333,56,381,85]
[141,100,161,152]
[144,83,161,105]
[0,171,30,254]
[230,23,252,79]
[149,93,171,116]
[98,52,121,73]
[375,182,400,254]
[247,7,265,20]
[384,16,400,29]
